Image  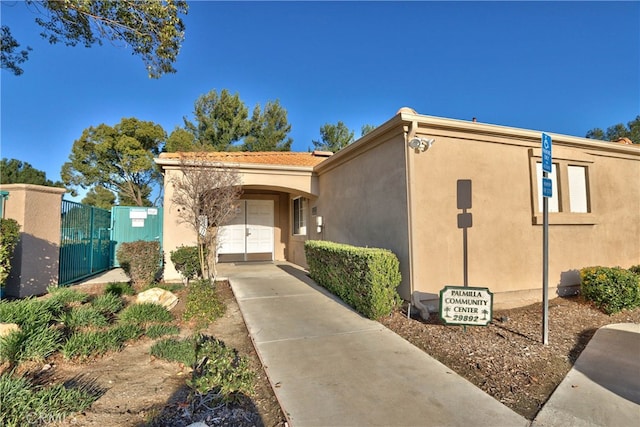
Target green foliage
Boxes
[183,280,226,329]
[361,123,377,136]
[0,158,63,186]
[105,281,135,296]
[117,240,163,289]
[580,266,640,314]
[146,282,184,293]
[150,336,197,366]
[0,372,103,427]
[188,336,255,400]
[0,325,62,365]
[170,245,202,283]
[62,324,143,359]
[586,115,639,144]
[165,126,197,152]
[90,293,124,316]
[46,286,89,305]
[118,302,173,325]
[183,89,250,151]
[2,1,188,79]
[146,323,180,339]
[243,100,293,151]
[81,186,116,209]
[312,121,355,152]
[61,117,166,206]
[0,218,20,287]
[0,297,53,328]
[305,240,402,319]
[61,306,109,329]
[628,265,640,275]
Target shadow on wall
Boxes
[557,269,581,297]
[6,233,60,298]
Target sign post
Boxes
[541,133,552,345]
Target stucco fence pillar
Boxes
[0,184,67,298]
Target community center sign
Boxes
[439,286,493,326]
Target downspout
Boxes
[404,120,430,320]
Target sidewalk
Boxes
[219,262,530,427]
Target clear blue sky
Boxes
[1,1,639,200]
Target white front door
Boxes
[218,200,274,261]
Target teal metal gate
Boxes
[110,206,163,267]
[59,201,113,285]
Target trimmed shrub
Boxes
[305,240,402,319]
[170,245,203,284]
[580,266,640,314]
[0,218,20,287]
[117,240,162,289]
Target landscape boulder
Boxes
[0,323,20,337]
[136,288,179,310]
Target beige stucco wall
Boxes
[0,184,67,297]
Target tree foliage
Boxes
[586,116,639,144]
[183,89,250,151]
[170,155,242,279]
[1,0,188,78]
[81,186,116,210]
[165,127,197,153]
[0,158,64,187]
[243,100,293,151]
[312,121,355,153]
[61,117,166,207]
[361,124,376,137]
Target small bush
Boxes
[0,372,103,427]
[105,281,135,296]
[170,245,203,284]
[118,302,173,325]
[183,280,225,329]
[146,324,180,339]
[0,218,20,287]
[305,240,402,319]
[580,266,640,314]
[61,306,109,330]
[117,241,162,289]
[91,293,124,315]
[46,286,89,306]
[150,336,197,366]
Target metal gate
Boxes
[59,200,113,285]
[110,206,163,267]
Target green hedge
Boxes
[304,240,401,319]
[580,266,640,314]
[116,241,162,290]
[170,245,202,283]
[0,218,20,287]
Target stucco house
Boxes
[156,107,640,312]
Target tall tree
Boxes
[1,0,188,78]
[243,100,293,151]
[165,127,198,152]
[361,124,376,137]
[82,186,116,210]
[183,89,250,151]
[170,155,242,279]
[61,117,166,206]
[0,158,63,187]
[586,116,639,144]
[312,121,355,153]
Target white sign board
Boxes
[439,286,493,326]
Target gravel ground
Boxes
[381,296,640,420]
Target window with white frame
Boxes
[293,197,307,235]
[529,150,594,224]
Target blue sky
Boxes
[1,1,639,201]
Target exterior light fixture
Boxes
[408,137,435,152]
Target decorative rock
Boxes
[136,288,179,310]
[186,422,209,427]
[0,323,20,337]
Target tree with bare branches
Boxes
[170,155,242,280]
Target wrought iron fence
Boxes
[59,200,114,285]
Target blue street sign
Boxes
[542,177,552,198]
[542,133,552,173]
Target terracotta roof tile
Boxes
[158,151,330,167]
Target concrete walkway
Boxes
[219,262,529,427]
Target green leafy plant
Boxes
[629,265,640,275]
[146,323,180,339]
[117,240,162,290]
[0,325,63,365]
[118,302,173,325]
[90,293,124,316]
[150,336,197,366]
[0,298,54,329]
[305,240,402,319]
[580,266,640,314]
[170,245,203,284]
[0,218,20,288]
[183,280,225,329]
[105,281,135,296]
[61,324,143,359]
[60,306,109,329]
[46,286,89,306]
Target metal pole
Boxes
[542,171,549,345]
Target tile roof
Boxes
[158,151,331,167]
